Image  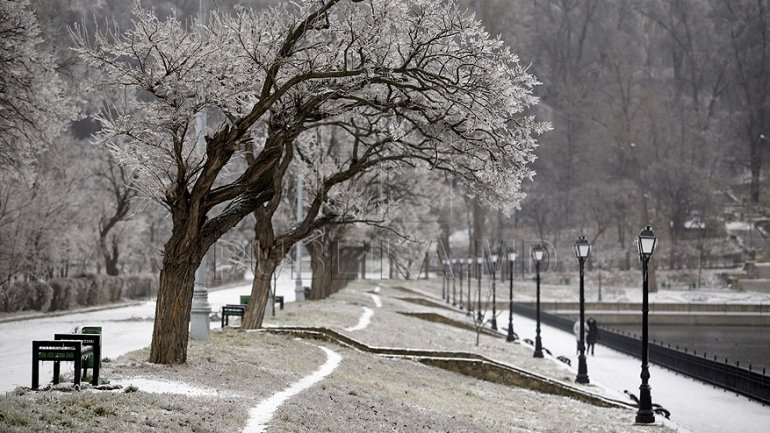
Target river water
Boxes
[612,324,770,373]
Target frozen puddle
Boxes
[344,307,374,331]
[243,346,341,433]
[111,377,224,397]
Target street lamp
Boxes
[490,254,498,330]
[458,259,464,310]
[506,250,517,342]
[466,258,473,316]
[451,260,457,306]
[532,244,545,358]
[574,235,591,384]
[476,256,483,322]
[441,261,447,301]
[635,225,657,424]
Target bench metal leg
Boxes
[53,361,60,385]
[73,351,81,387]
[32,355,39,390]
[92,345,100,386]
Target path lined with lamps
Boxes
[432,225,770,432]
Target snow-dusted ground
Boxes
[242,345,341,433]
[110,377,228,398]
[5,270,769,433]
[343,307,374,332]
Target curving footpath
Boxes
[242,345,342,433]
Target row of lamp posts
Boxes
[568,228,658,423]
[440,226,658,424]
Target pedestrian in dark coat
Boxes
[586,316,600,355]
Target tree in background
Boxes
[715,0,770,205]
[0,0,73,176]
[91,149,138,276]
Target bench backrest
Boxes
[53,333,101,347]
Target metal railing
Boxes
[511,303,770,405]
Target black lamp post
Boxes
[441,262,447,301]
[635,226,657,424]
[451,259,457,306]
[490,254,498,330]
[506,250,517,342]
[446,261,451,304]
[476,256,483,322]
[466,258,472,316]
[458,259,464,310]
[532,244,545,358]
[574,236,591,384]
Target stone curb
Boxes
[261,326,632,410]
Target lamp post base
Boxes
[634,411,655,424]
[506,328,516,342]
[490,317,497,330]
[533,336,544,358]
[294,279,305,302]
[190,307,211,340]
[576,353,590,383]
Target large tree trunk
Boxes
[102,236,120,276]
[242,208,284,329]
[149,255,198,364]
[307,237,333,300]
[242,255,278,329]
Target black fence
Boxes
[511,303,770,405]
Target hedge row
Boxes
[0,274,157,314]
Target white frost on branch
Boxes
[74,0,547,217]
[0,0,73,176]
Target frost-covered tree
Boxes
[0,0,72,175]
[90,149,138,276]
[75,0,545,364]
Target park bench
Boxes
[238,295,285,311]
[222,295,286,327]
[221,304,246,327]
[240,294,284,310]
[31,333,101,389]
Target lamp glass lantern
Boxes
[637,226,657,258]
[507,252,517,261]
[532,244,545,263]
[574,236,591,259]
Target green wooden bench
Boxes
[32,333,101,389]
[221,304,246,327]
[240,295,284,310]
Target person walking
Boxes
[586,316,600,356]
[573,319,587,355]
